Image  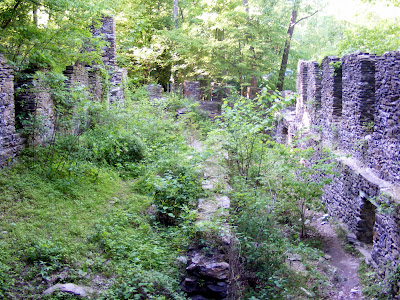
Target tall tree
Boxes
[276,0,318,91]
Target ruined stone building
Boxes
[277,52,400,276]
[0,16,126,165]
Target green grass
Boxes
[0,157,193,299]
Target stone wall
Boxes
[183,81,201,101]
[146,84,163,101]
[15,75,55,145]
[340,53,376,161]
[63,63,90,91]
[306,61,322,128]
[275,107,296,145]
[295,60,308,129]
[92,15,117,68]
[64,16,125,106]
[0,55,23,165]
[0,16,127,165]
[109,68,127,107]
[278,51,400,276]
[367,51,400,183]
[321,56,342,148]
[88,67,103,102]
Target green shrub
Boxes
[25,239,68,281]
[149,168,203,225]
[25,239,66,265]
[81,128,146,169]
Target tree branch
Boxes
[293,10,319,26]
[1,0,22,30]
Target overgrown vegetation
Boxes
[359,261,400,299]
[0,76,362,299]
[209,91,336,298]
[0,86,211,298]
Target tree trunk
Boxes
[173,0,179,29]
[33,5,38,26]
[250,75,257,99]
[1,0,22,29]
[276,6,298,91]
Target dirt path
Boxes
[311,212,364,299]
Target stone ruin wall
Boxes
[183,81,202,102]
[64,16,126,106]
[368,52,400,183]
[0,16,127,165]
[146,84,164,101]
[320,56,343,148]
[14,73,56,145]
[0,56,23,165]
[92,16,117,69]
[92,16,127,106]
[278,51,400,276]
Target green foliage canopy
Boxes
[0,0,114,73]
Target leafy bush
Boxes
[82,128,146,168]
[217,91,293,180]
[215,91,334,298]
[149,168,203,225]
[25,239,66,265]
[25,239,68,281]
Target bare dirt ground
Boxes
[311,212,364,299]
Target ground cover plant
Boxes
[0,88,208,299]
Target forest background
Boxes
[1,0,400,93]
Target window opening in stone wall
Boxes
[282,126,288,144]
[332,63,342,118]
[356,196,376,244]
